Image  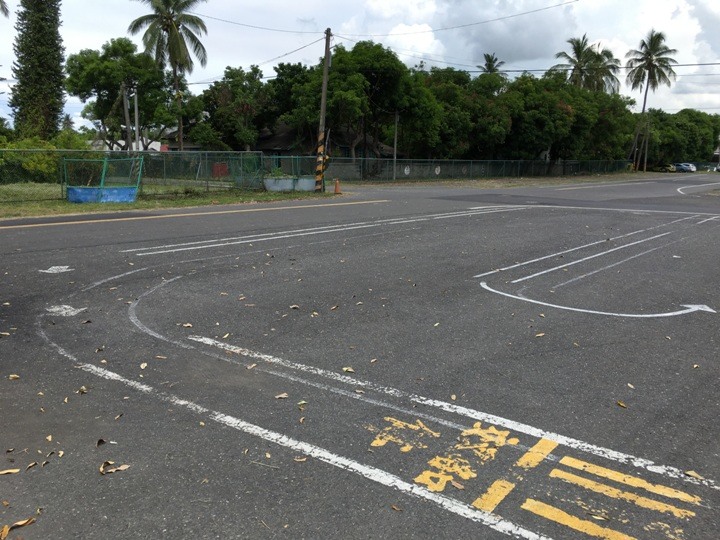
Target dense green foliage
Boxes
[3,13,719,166]
[9,0,66,139]
[66,38,176,150]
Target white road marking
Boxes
[189,336,718,490]
[555,181,655,191]
[511,232,672,283]
[480,282,716,318]
[46,305,87,316]
[474,215,697,278]
[39,266,74,273]
[37,327,551,540]
[124,207,526,256]
[677,182,720,194]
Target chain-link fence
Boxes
[0,149,633,203]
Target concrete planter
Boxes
[263,176,318,192]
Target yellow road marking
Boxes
[472,479,516,512]
[560,456,701,505]
[522,498,636,540]
[550,469,695,519]
[0,199,390,230]
[515,438,558,469]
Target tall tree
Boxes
[553,34,620,93]
[625,29,677,114]
[1,0,9,17]
[9,0,65,139]
[128,0,208,150]
[478,53,505,74]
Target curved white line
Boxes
[480,282,715,318]
[677,181,720,195]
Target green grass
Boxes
[0,183,332,219]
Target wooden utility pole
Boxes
[315,28,332,192]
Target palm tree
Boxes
[552,34,620,93]
[1,0,9,17]
[478,53,505,74]
[128,0,208,150]
[625,29,677,114]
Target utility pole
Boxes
[315,28,332,192]
[393,111,399,181]
[133,90,140,152]
[121,82,132,152]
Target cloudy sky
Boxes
[1,0,719,128]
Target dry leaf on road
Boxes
[342,367,355,373]
[99,461,130,475]
[7,374,19,381]
[0,469,20,475]
[275,393,288,399]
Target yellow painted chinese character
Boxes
[369,417,440,453]
[455,422,519,463]
[415,454,477,492]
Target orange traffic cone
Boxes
[334,179,341,194]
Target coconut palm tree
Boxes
[478,53,505,74]
[128,0,208,150]
[625,29,677,114]
[552,34,620,93]
[1,0,9,17]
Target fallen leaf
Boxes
[450,394,457,401]
[693,364,699,369]
[222,333,230,339]
[26,462,37,471]
[289,305,300,310]
[77,386,88,395]
[616,401,627,408]
[220,292,228,296]
[330,305,339,311]
[391,505,403,512]
[0,469,20,475]
[451,480,465,490]
[275,393,289,399]
[155,355,167,360]
[265,452,271,460]
[589,514,608,521]
[114,414,123,421]
[535,333,546,337]
[433,322,440,327]
[182,323,193,328]
[99,461,130,475]
[627,383,635,389]
[45,435,52,442]
[140,363,147,370]
[247,363,257,370]
[539,313,545,318]
[1,501,8,507]
[299,417,305,424]
[665,336,671,340]
[370,358,377,363]
[356,302,363,306]
[1,517,35,538]
[355,389,365,394]
[685,470,704,480]
[58,451,64,458]
[199,422,205,427]
[8,374,19,380]
[342,367,355,373]
[294,457,307,463]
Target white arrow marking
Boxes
[39,266,74,274]
[46,305,87,317]
[480,282,715,318]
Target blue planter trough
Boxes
[67,186,138,204]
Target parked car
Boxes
[680,163,697,172]
[674,163,692,172]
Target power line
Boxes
[189,11,322,35]
[338,0,579,37]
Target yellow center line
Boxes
[559,456,701,505]
[522,498,636,540]
[515,438,559,470]
[472,479,516,512]
[0,199,390,230]
[550,469,695,519]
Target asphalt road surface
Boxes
[2,172,720,539]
